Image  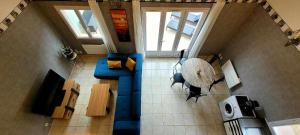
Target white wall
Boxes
[267,0,300,31]
[0,0,22,22]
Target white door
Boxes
[142,8,209,57]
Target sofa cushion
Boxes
[126,57,136,71]
[107,60,122,69]
[129,53,143,71]
[115,96,132,121]
[131,92,141,120]
[113,121,140,135]
[94,58,131,79]
[108,53,128,61]
[118,76,133,96]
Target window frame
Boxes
[141,7,210,57]
[55,6,101,39]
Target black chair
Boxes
[207,54,225,92]
[186,85,206,102]
[208,76,225,92]
[208,54,220,65]
[174,49,187,68]
[170,68,185,89]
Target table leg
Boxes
[109,88,113,96]
[106,107,110,113]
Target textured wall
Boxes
[221,7,300,122]
[199,3,256,55]
[0,3,72,135]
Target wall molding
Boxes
[139,0,217,2]
[226,0,292,36]
[261,1,293,37]
[2,0,299,49]
[0,0,32,37]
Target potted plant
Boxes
[61,46,74,60]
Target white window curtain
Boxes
[188,0,225,58]
[88,0,117,53]
[132,0,145,57]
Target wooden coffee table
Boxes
[86,83,113,116]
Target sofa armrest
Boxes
[113,121,140,135]
[131,92,141,120]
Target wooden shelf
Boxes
[52,80,80,119]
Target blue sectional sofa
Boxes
[94,53,142,135]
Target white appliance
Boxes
[219,95,256,121]
[224,119,268,135]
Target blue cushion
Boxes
[115,96,132,121]
[131,92,141,120]
[94,58,131,79]
[118,76,133,96]
[118,88,132,96]
[108,53,128,61]
[113,121,140,135]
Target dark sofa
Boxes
[94,53,142,135]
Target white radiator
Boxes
[222,60,241,89]
[82,44,107,54]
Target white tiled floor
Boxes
[141,58,230,135]
[48,56,230,135]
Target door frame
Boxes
[141,7,210,57]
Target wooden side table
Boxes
[86,83,113,117]
[52,80,80,119]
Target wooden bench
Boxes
[86,83,113,116]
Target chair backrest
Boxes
[209,54,220,64]
[179,49,185,60]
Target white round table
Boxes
[181,58,215,88]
